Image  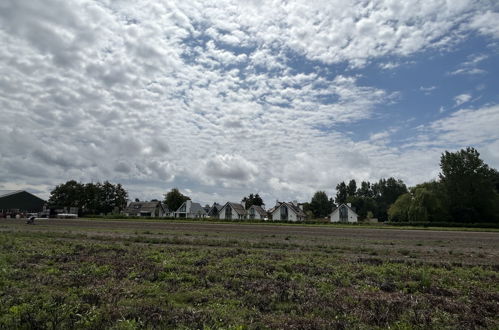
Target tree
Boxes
[372,177,408,221]
[242,193,264,209]
[357,181,373,198]
[48,180,128,215]
[388,193,412,222]
[310,191,334,218]
[335,182,348,205]
[439,147,499,222]
[164,188,190,212]
[388,181,449,222]
[48,180,85,210]
[347,179,357,197]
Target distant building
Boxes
[124,201,167,217]
[247,204,267,220]
[269,201,306,222]
[0,190,46,216]
[174,200,207,218]
[330,203,358,223]
[218,202,247,220]
[207,203,223,218]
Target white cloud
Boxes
[469,10,499,38]
[0,0,498,205]
[454,93,472,106]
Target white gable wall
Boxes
[247,205,265,220]
[271,204,300,222]
[218,203,244,220]
[330,205,358,223]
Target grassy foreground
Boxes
[0,220,498,329]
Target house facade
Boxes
[247,204,267,220]
[124,201,166,217]
[270,201,306,222]
[207,203,223,218]
[218,202,247,220]
[174,200,207,218]
[330,203,358,223]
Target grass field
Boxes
[1,218,498,329]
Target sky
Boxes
[1,0,499,206]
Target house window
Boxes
[249,207,255,219]
[280,205,288,221]
[179,204,186,212]
[225,206,232,219]
[339,205,348,222]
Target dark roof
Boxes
[0,190,46,212]
[208,203,223,216]
[287,202,306,217]
[189,202,207,215]
[0,190,23,198]
[249,205,267,216]
[125,202,163,213]
[226,202,247,216]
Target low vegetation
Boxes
[0,220,498,329]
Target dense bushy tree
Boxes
[310,191,335,218]
[242,193,264,209]
[48,181,128,215]
[371,178,408,221]
[335,177,407,221]
[335,182,348,205]
[388,181,449,222]
[347,180,357,197]
[164,188,190,212]
[439,147,499,222]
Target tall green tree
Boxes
[439,147,499,222]
[242,193,264,209]
[335,182,348,205]
[164,188,190,212]
[347,179,357,197]
[372,177,408,221]
[310,191,334,218]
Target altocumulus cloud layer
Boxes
[1,0,499,204]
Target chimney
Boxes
[347,203,351,208]
[186,200,192,211]
[293,200,298,206]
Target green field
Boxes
[0,219,498,329]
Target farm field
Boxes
[0,219,498,329]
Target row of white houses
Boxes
[124,199,359,222]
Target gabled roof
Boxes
[222,202,247,216]
[271,201,306,217]
[0,190,24,198]
[208,203,223,215]
[248,204,267,216]
[189,202,207,215]
[125,201,163,213]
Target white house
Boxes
[207,203,223,218]
[270,201,306,222]
[247,204,267,220]
[330,203,358,223]
[174,200,207,218]
[218,202,247,220]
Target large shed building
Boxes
[0,190,46,215]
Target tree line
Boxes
[48,181,128,215]
[304,147,499,223]
[47,147,499,223]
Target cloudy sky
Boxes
[1,0,499,206]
